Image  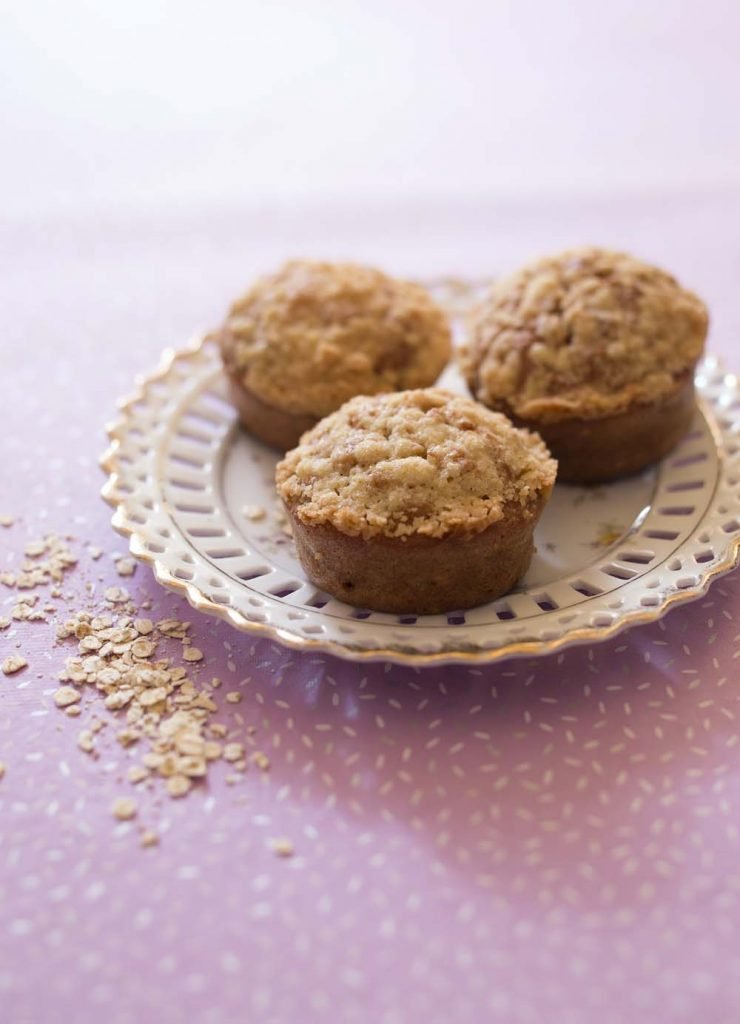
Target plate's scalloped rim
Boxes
[100,337,740,666]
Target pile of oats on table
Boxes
[1,525,285,852]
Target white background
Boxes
[2,0,739,217]
[1,0,739,354]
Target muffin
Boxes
[460,248,709,483]
[275,389,557,615]
[218,260,452,450]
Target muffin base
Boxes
[227,380,318,452]
[508,376,696,484]
[287,494,551,615]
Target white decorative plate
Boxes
[101,285,740,665]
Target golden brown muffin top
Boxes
[218,260,452,418]
[460,248,708,423]
[275,389,557,540]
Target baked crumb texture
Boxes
[219,260,452,418]
[461,247,708,424]
[276,389,556,541]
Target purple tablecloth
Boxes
[2,196,740,1023]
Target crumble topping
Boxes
[219,260,451,417]
[276,389,556,540]
[461,248,708,422]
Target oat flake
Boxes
[2,655,28,676]
[112,796,137,821]
[54,686,81,708]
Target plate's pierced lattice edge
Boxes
[146,356,725,640]
[101,297,740,665]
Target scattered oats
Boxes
[112,796,137,821]
[88,545,103,560]
[6,536,77,591]
[272,838,294,857]
[52,595,271,820]
[12,596,49,623]
[77,731,95,754]
[115,557,136,577]
[157,618,189,638]
[140,829,159,848]
[192,693,216,712]
[117,729,140,748]
[0,762,5,779]
[96,668,120,688]
[65,704,82,718]
[105,690,134,710]
[2,655,28,676]
[0,515,14,527]
[54,685,80,707]
[0,617,10,630]
[242,504,266,522]
[138,687,167,708]
[51,586,62,598]
[179,756,207,778]
[175,733,205,756]
[253,751,270,771]
[166,774,192,798]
